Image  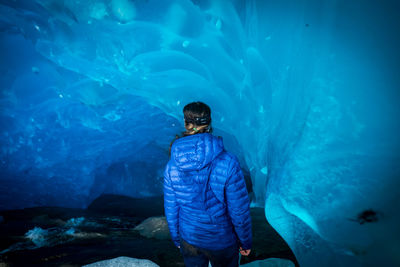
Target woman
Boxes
[164,101,252,267]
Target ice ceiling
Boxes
[1,0,399,266]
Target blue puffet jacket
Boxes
[164,133,252,250]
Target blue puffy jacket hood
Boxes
[171,133,224,171]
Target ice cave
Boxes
[0,0,399,266]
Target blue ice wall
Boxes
[0,22,181,208]
[1,0,399,266]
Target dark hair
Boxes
[169,101,212,156]
[183,101,212,135]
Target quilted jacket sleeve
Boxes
[163,163,180,247]
[225,158,252,250]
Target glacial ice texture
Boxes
[83,256,159,267]
[0,0,399,266]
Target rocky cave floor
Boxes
[0,195,298,267]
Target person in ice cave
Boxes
[164,101,252,267]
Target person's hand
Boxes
[239,247,251,256]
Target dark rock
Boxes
[87,194,164,218]
[0,205,297,267]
